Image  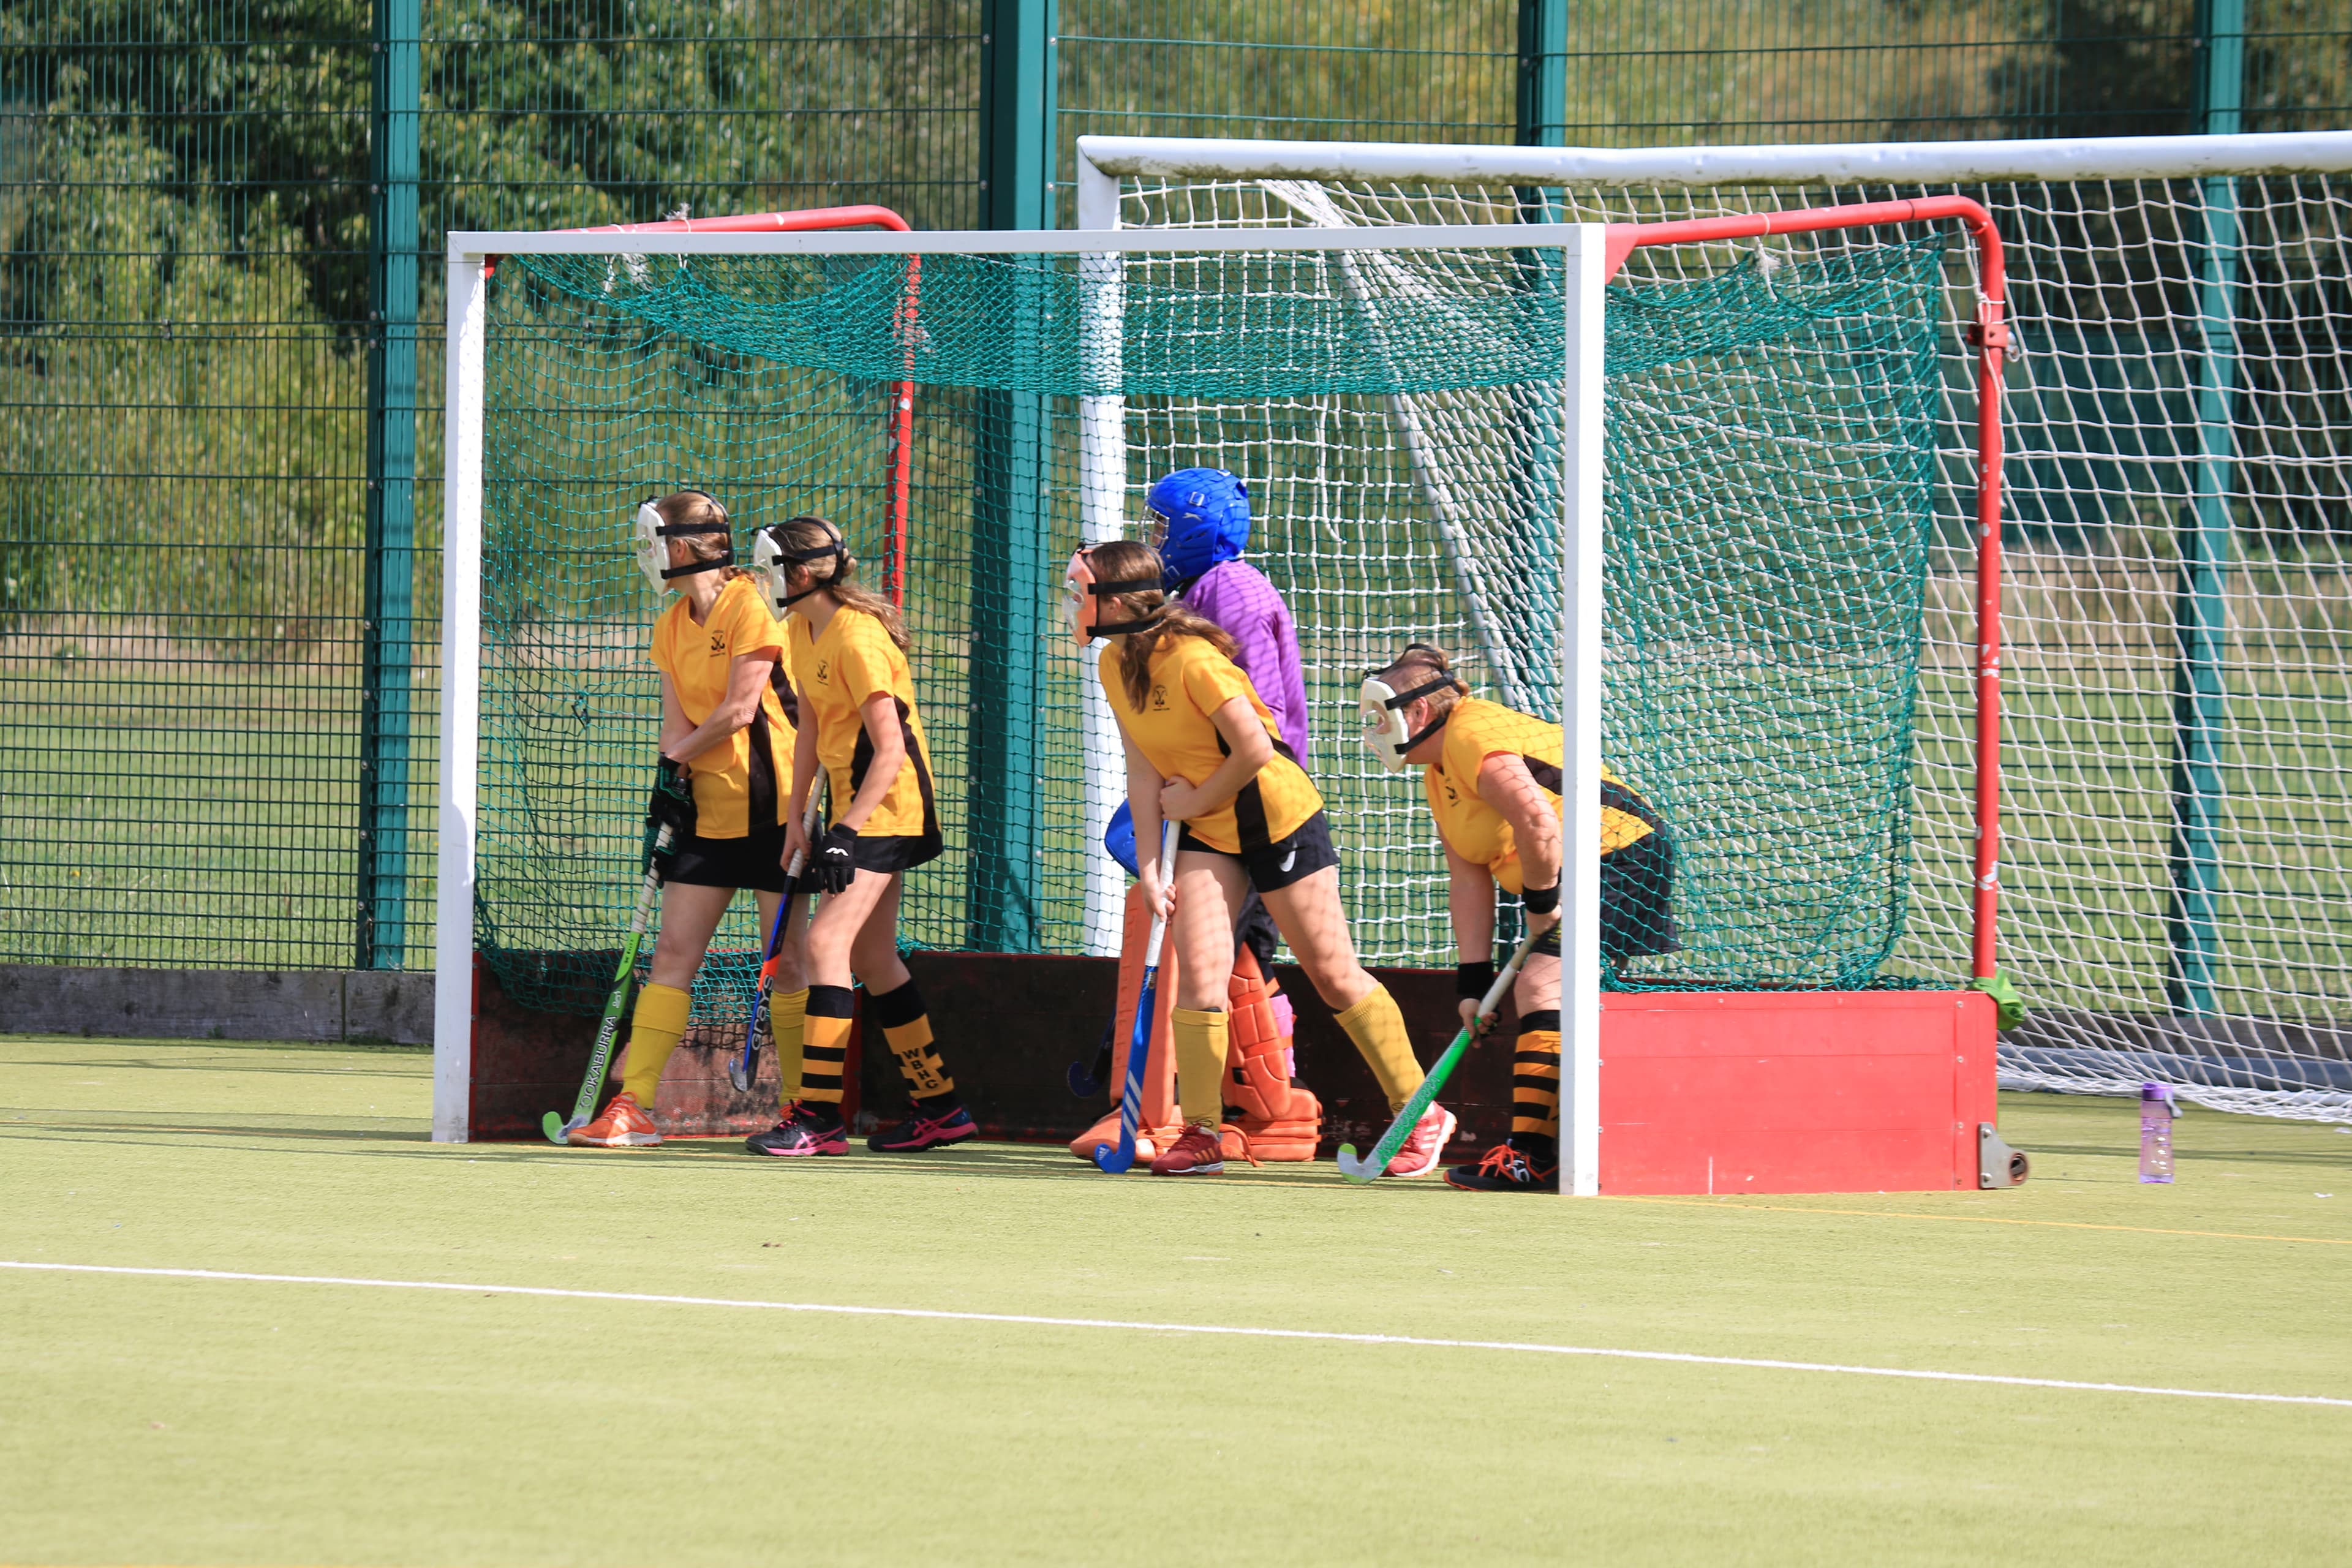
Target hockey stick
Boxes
[730,793,829,1094]
[542,823,675,1145]
[1336,925,1540,1183]
[1092,820,1180,1174]
[1066,1017,1115,1098]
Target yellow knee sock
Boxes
[617,983,693,1109]
[1172,1006,1230,1128]
[800,986,854,1106]
[771,986,810,1106]
[1335,985,1423,1112]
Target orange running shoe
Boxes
[1147,1121,1226,1177]
[1383,1103,1457,1178]
[567,1090,661,1148]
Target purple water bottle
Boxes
[2139,1082,2179,1184]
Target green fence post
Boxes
[2165,0,2244,1015]
[360,0,421,970]
[969,0,1053,952]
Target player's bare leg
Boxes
[1262,866,1455,1176]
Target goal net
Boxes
[436,212,1985,1131]
[1080,132,2352,1121]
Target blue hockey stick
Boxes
[729,794,827,1094]
[1093,820,1180,1174]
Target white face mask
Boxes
[1060,547,1166,644]
[631,503,671,592]
[752,529,789,617]
[630,497,732,592]
[1359,671,1461,771]
[753,521,848,615]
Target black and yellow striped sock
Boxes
[869,978,955,1102]
[771,986,810,1107]
[617,983,692,1109]
[800,984,854,1107]
[1511,1010,1562,1156]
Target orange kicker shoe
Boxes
[1147,1121,1227,1177]
[1383,1103,1457,1178]
[567,1090,661,1148]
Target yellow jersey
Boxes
[1099,633,1322,854]
[650,573,793,839]
[1422,696,1657,893]
[789,605,939,842]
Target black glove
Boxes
[809,823,860,895]
[1521,880,1559,917]
[643,757,696,868]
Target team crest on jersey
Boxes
[709,631,726,655]
[815,658,830,685]
[1149,682,1169,711]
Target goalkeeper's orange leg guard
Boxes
[1218,946,1321,1162]
[1070,883,1183,1161]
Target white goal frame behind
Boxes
[435,212,2007,1186]
[1079,130,2352,1125]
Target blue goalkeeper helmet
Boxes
[1148,467,1250,590]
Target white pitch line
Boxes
[6,1259,2346,1409]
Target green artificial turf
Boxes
[2,1035,2349,1567]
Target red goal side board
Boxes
[1597,989,1997,1195]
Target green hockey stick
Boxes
[1336,926,1541,1183]
[542,823,674,1145]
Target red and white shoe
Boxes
[1383,1103,1457,1178]
[567,1090,660,1148]
[1148,1121,1226,1177]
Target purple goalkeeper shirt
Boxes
[1182,559,1311,766]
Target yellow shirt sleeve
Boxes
[834,614,899,711]
[1177,643,1256,727]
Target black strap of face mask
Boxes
[775,537,847,608]
[1379,671,1463,753]
[655,521,733,580]
[1086,574,1164,638]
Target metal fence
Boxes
[1,1,2345,973]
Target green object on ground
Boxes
[4,1035,2350,1566]
[1340,928,1539,1182]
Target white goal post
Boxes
[1071,130,2352,1123]
[432,221,1619,1156]
[432,206,2005,1178]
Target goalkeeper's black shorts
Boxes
[664,819,794,893]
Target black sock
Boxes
[799,1100,845,1129]
[1509,1132,1558,1164]
[914,1090,963,1116]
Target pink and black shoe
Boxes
[867,1101,978,1153]
[745,1099,850,1158]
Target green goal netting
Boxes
[472,232,1950,1020]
